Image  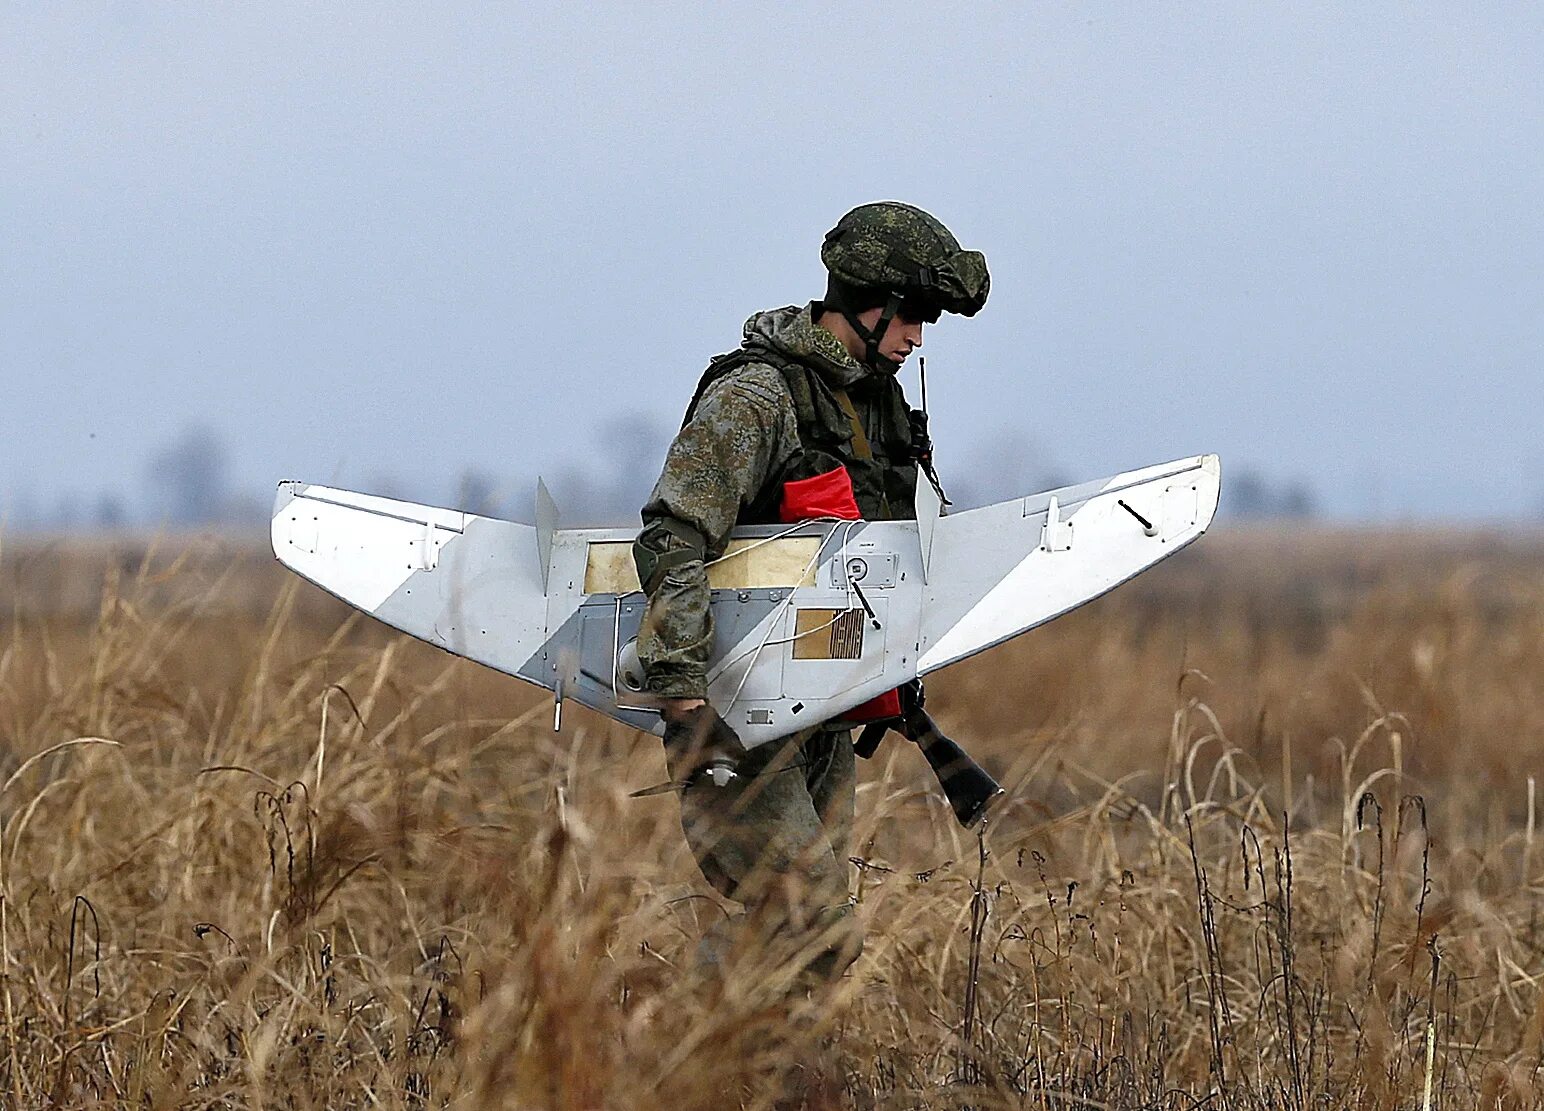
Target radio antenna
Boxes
[913,356,952,507]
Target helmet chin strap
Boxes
[838,291,903,374]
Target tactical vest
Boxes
[684,347,922,525]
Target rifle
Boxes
[855,683,1003,829]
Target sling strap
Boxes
[830,385,895,517]
[829,387,874,462]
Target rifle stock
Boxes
[855,708,1004,829]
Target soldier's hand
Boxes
[661,703,742,753]
[660,697,707,724]
[661,703,745,788]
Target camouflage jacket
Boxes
[632,304,922,699]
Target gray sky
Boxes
[4,3,1542,524]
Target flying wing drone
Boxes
[271,454,1219,748]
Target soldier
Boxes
[632,201,990,983]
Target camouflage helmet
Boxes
[820,201,988,371]
[821,201,990,319]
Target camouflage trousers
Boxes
[664,725,860,985]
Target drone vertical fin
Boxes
[915,472,942,581]
[536,478,559,594]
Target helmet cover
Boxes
[821,201,990,318]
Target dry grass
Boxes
[1,527,1542,1109]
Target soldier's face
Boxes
[854,306,925,366]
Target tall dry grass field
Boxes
[1,528,1541,1109]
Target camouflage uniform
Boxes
[634,304,921,978]
[632,204,988,982]
[634,305,922,698]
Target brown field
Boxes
[1,527,1542,1109]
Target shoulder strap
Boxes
[681,350,757,428]
[829,387,873,461]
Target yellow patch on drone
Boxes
[792,608,865,661]
[582,537,820,594]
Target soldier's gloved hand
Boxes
[661,703,746,788]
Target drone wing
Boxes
[271,453,1220,748]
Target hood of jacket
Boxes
[739,303,875,390]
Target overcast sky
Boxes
[4,3,1542,525]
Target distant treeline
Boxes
[4,421,1321,534]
